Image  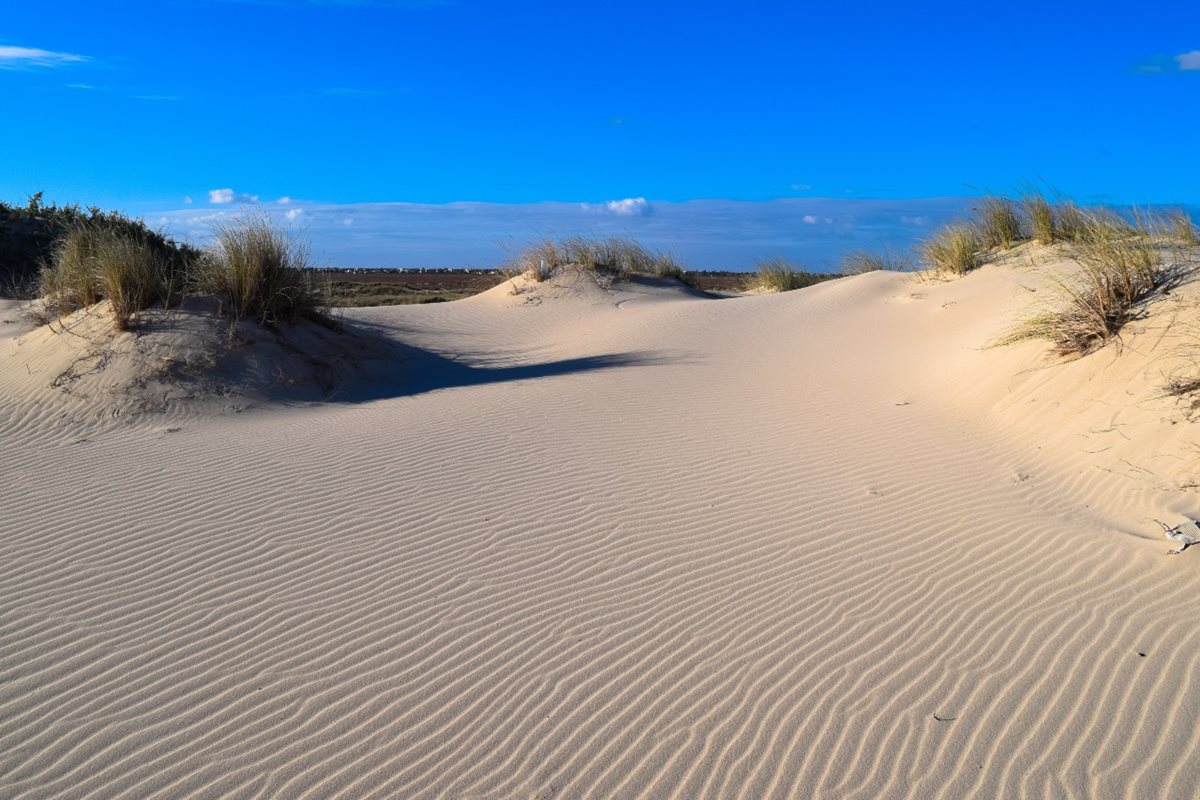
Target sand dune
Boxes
[3,257,1200,798]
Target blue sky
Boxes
[2,0,1198,268]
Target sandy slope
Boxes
[2,257,1200,799]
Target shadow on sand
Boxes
[324,319,674,403]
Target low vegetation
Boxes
[3,192,199,299]
[197,214,329,325]
[977,196,1025,249]
[40,220,188,330]
[921,223,981,276]
[29,196,329,330]
[743,258,832,292]
[841,247,911,275]
[1023,193,1056,245]
[510,235,689,283]
[1165,209,1198,245]
[996,211,1166,357]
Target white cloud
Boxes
[184,196,193,205]
[1176,50,1200,70]
[900,215,929,226]
[802,214,833,225]
[581,197,653,216]
[286,208,303,221]
[208,187,259,204]
[277,196,293,205]
[0,45,88,68]
[343,217,354,226]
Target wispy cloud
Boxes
[0,45,89,69]
[208,187,260,204]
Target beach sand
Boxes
[3,253,1200,798]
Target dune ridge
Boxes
[3,260,1200,798]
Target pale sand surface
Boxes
[3,253,1200,798]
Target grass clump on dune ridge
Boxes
[40,221,179,330]
[510,235,688,283]
[840,247,911,275]
[921,224,981,276]
[1022,192,1057,245]
[977,196,1026,250]
[744,258,830,292]
[197,214,330,326]
[996,211,1165,357]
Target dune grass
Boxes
[921,224,981,276]
[1054,200,1088,243]
[977,197,1026,250]
[198,215,329,326]
[996,211,1164,357]
[1022,193,1057,245]
[40,221,176,330]
[742,258,830,292]
[511,236,687,283]
[840,247,911,275]
[1164,209,1198,245]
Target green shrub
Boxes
[921,224,981,276]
